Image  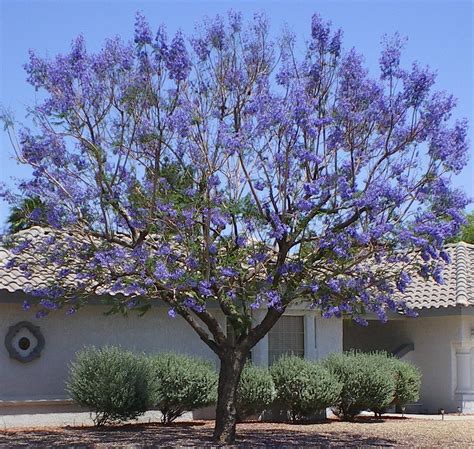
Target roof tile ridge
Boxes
[455,242,469,306]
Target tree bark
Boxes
[212,350,247,444]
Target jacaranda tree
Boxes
[1,11,469,443]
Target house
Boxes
[344,242,474,414]
[1,227,472,416]
[0,227,342,415]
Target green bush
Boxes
[149,353,218,423]
[324,352,395,420]
[67,346,152,426]
[236,363,275,421]
[360,353,421,415]
[270,356,342,422]
[391,358,421,409]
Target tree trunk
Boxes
[212,350,247,444]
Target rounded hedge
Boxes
[236,363,275,421]
[324,351,395,420]
[271,356,341,422]
[149,353,218,424]
[358,352,421,416]
[391,358,421,410]
[67,346,152,426]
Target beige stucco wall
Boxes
[315,313,343,360]
[0,301,223,402]
[344,312,474,413]
[0,299,343,407]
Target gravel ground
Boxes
[1,417,473,448]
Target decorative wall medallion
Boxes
[4,321,45,363]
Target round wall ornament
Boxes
[4,321,45,363]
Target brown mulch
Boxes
[1,417,473,448]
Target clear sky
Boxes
[0,0,473,230]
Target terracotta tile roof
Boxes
[0,226,124,296]
[1,227,473,309]
[0,227,56,294]
[401,242,474,309]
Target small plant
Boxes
[236,363,275,421]
[67,346,152,426]
[324,351,395,420]
[271,356,341,423]
[149,353,218,424]
[391,358,421,409]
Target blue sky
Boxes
[0,0,473,229]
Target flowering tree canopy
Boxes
[1,11,469,442]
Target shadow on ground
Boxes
[0,420,398,448]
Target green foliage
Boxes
[67,346,152,426]
[363,353,421,414]
[391,359,421,409]
[270,356,342,422]
[324,351,395,420]
[7,196,45,233]
[149,353,218,424]
[452,212,474,244]
[236,363,276,421]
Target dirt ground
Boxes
[1,417,473,448]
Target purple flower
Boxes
[295,198,314,211]
[35,310,49,319]
[127,298,138,309]
[134,11,152,46]
[353,315,368,327]
[154,262,170,280]
[236,236,247,248]
[186,256,199,270]
[379,33,406,79]
[166,31,190,81]
[250,296,262,309]
[221,267,238,278]
[228,10,242,32]
[254,180,265,191]
[5,258,16,270]
[210,209,229,228]
[58,268,70,278]
[266,290,282,310]
[66,306,77,315]
[11,240,30,255]
[209,174,221,187]
[198,280,213,297]
[310,14,330,50]
[327,278,341,293]
[227,289,237,300]
[396,271,411,293]
[432,265,444,284]
[39,299,58,310]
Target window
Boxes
[268,315,304,365]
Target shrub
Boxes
[270,356,341,422]
[324,351,395,420]
[149,353,218,423]
[236,363,275,421]
[391,358,421,409]
[67,346,152,426]
[361,353,421,415]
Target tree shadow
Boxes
[0,420,399,448]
